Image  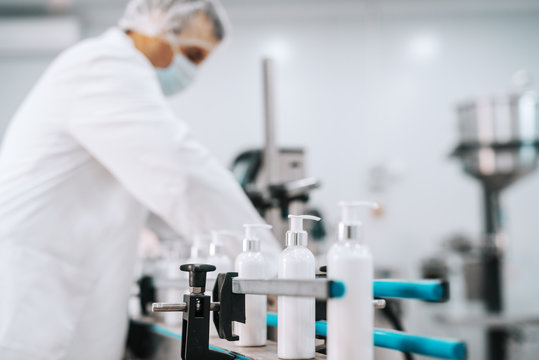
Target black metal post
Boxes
[483,187,503,312]
[482,186,507,360]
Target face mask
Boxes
[156,54,198,96]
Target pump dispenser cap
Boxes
[210,230,236,256]
[242,224,272,252]
[190,234,209,259]
[338,201,379,242]
[286,214,321,246]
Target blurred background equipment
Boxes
[450,75,539,360]
[230,58,323,248]
[3,1,539,359]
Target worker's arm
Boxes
[68,54,281,263]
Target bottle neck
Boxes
[286,231,308,247]
[190,246,202,258]
[209,243,224,256]
[243,239,260,252]
[338,222,363,242]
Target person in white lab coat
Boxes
[0,1,280,359]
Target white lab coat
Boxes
[0,28,280,360]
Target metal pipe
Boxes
[482,187,503,313]
[482,186,506,360]
[262,58,279,186]
[232,278,345,300]
[483,187,503,246]
[152,303,186,312]
[373,299,387,309]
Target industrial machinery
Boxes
[450,77,539,360]
[230,59,321,245]
[142,263,467,360]
[150,263,347,360]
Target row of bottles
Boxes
[168,200,377,359]
[234,201,378,360]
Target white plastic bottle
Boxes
[234,224,272,347]
[207,230,234,337]
[278,214,321,359]
[185,234,209,265]
[327,201,378,360]
[207,230,233,275]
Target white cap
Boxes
[242,224,272,252]
[338,201,379,242]
[286,214,321,246]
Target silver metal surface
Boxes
[457,92,537,144]
[454,91,539,190]
[285,231,307,247]
[152,303,187,313]
[190,286,203,295]
[451,87,539,360]
[280,177,320,197]
[373,299,386,309]
[338,223,361,242]
[243,239,260,252]
[151,302,221,313]
[232,278,332,300]
[263,58,279,186]
[438,313,539,327]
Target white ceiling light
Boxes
[261,38,292,62]
[408,32,441,62]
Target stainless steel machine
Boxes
[451,82,539,360]
[230,58,321,246]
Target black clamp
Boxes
[152,264,245,360]
[212,272,246,340]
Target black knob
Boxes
[180,264,216,293]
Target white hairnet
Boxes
[119,0,229,43]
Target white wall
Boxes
[1,1,539,357]
[174,2,539,284]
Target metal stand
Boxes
[482,187,506,360]
[452,135,539,360]
[153,264,245,360]
[152,263,348,360]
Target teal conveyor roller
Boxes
[267,313,467,360]
[373,279,449,302]
[372,328,467,360]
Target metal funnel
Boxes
[451,91,539,191]
[450,86,538,360]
